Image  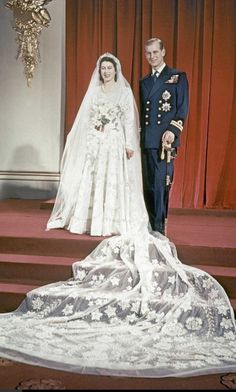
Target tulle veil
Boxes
[47,53,147,234]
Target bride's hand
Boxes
[126,148,134,159]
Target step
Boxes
[0,235,235,268]
[0,282,38,312]
[231,299,236,310]
[192,264,236,298]
[0,253,76,284]
[40,198,55,210]
[1,254,236,296]
[0,235,102,259]
[170,208,236,217]
[1,280,236,314]
[176,245,236,267]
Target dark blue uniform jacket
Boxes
[139,65,189,149]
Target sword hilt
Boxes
[160,141,176,162]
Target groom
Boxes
[139,38,189,235]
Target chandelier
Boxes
[5,0,53,87]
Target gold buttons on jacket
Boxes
[145,100,151,112]
[145,101,150,125]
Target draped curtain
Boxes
[65,0,236,209]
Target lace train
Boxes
[0,231,236,378]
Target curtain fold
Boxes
[65,0,236,209]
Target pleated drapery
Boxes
[65,0,236,209]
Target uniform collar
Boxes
[152,62,166,76]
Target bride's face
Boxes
[100,61,116,83]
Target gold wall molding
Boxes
[5,0,53,86]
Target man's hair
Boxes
[144,38,165,51]
[99,56,118,82]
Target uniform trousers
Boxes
[141,148,174,234]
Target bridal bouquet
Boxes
[90,102,123,132]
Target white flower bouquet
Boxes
[90,102,123,132]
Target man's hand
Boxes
[162,130,175,145]
[126,148,134,159]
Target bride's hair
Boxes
[99,56,118,82]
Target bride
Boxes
[0,53,236,378]
[46,53,148,236]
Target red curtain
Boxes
[65,0,236,209]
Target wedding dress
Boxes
[0,54,235,378]
[46,56,146,237]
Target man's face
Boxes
[145,41,165,70]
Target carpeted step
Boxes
[0,235,102,259]
[1,199,236,266]
[0,253,76,284]
[0,235,235,268]
[40,198,55,209]
[1,253,236,298]
[0,282,38,312]
[1,280,236,314]
[231,299,236,311]
[176,245,236,268]
[192,264,236,299]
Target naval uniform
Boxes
[139,64,189,234]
